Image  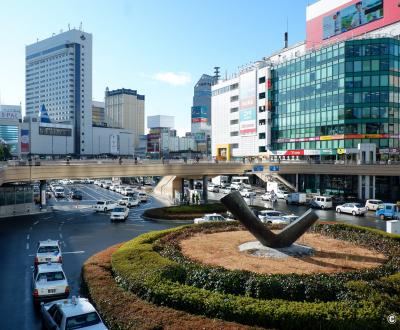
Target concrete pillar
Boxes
[202,175,208,204]
[365,175,370,199]
[372,176,376,199]
[295,174,299,192]
[189,179,194,190]
[39,180,46,208]
[180,178,185,204]
[358,175,364,200]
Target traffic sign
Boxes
[252,165,264,172]
[269,165,280,172]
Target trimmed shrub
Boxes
[111,223,400,329]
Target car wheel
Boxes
[337,208,341,213]
[104,207,107,212]
[267,221,272,224]
[380,214,385,220]
[285,200,289,205]
[352,211,356,216]
[366,206,369,211]
[321,205,325,210]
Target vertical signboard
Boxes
[239,70,257,136]
[110,134,120,154]
[21,129,29,153]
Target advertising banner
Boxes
[110,134,120,154]
[239,70,257,136]
[20,129,29,153]
[323,0,383,40]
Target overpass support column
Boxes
[202,175,208,204]
[295,174,299,192]
[189,179,194,190]
[39,180,46,209]
[180,178,185,204]
[372,176,376,199]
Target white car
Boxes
[221,186,237,194]
[365,199,383,211]
[118,196,139,207]
[92,200,118,212]
[194,213,233,224]
[275,190,289,199]
[123,187,135,196]
[32,263,69,304]
[261,192,277,201]
[258,210,287,223]
[137,192,148,202]
[54,186,65,198]
[116,185,126,194]
[207,183,219,193]
[110,206,129,222]
[40,296,108,330]
[35,240,62,266]
[240,189,256,198]
[102,180,112,189]
[336,203,367,216]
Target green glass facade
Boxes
[271,38,400,155]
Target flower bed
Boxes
[81,243,254,329]
[111,223,400,329]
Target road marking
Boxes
[63,251,85,254]
[59,233,63,239]
[26,243,29,250]
[26,234,30,240]
[33,220,39,226]
[29,226,33,231]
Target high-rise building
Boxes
[191,74,217,155]
[92,101,105,126]
[104,88,145,148]
[25,28,93,155]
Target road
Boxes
[0,184,177,330]
[0,183,388,329]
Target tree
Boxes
[0,143,12,160]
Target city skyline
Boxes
[0,0,309,134]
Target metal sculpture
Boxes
[221,191,318,248]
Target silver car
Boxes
[336,203,367,216]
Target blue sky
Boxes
[0,0,311,134]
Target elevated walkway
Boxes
[153,175,177,201]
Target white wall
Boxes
[92,127,134,155]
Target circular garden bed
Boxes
[85,222,400,329]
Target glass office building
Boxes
[271,37,400,160]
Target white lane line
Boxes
[63,251,85,254]
[85,185,120,201]
[29,226,33,231]
[80,186,103,201]
[26,234,30,240]
[59,233,63,239]
[33,220,39,226]
[26,243,29,250]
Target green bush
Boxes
[156,222,400,302]
[112,223,400,329]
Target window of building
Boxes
[231,143,239,148]
[259,146,266,152]
[259,133,266,139]
[230,107,239,113]
[230,119,238,125]
[259,77,266,84]
[230,131,239,137]
[259,119,266,126]
[259,106,265,112]
[230,95,239,102]
[259,92,266,99]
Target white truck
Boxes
[286,192,308,205]
[212,176,229,188]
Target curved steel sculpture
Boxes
[221,191,318,248]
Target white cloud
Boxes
[152,72,191,86]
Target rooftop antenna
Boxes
[284,17,289,49]
[79,22,82,31]
[214,66,220,81]
[68,23,70,31]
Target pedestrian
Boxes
[242,157,245,164]
[119,157,122,165]
[134,156,138,165]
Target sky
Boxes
[0,0,311,134]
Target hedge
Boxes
[111,223,400,329]
[81,243,254,329]
[154,222,400,302]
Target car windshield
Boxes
[38,246,59,254]
[96,201,105,205]
[37,271,64,282]
[66,312,101,330]
[354,203,363,207]
[113,208,125,212]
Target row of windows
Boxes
[212,83,239,96]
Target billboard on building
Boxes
[21,129,29,153]
[39,126,72,136]
[306,0,400,49]
[0,105,22,120]
[110,134,120,154]
[239,70,257,136]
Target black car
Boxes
[70,190,83,200]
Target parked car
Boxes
[40,296,107,330]
[258,210,287,223]
[137,192,148,202]
[35,240,62,266]
[70,190,83,200]
[54,186,65,198]
[116,185,126,194]
[118,196,139,208]
[123,187,135,196]
[221,186,237,194]
[336,203,367,216]
[32,263,69,304]
[365,199,384,211]
[376,203,400,220]
[110,206,129,222]
[240,188,256,198]
[92,200,118,212]
[101,180,112,189]
[230,183,243,191]
[309,196,333,209]
[275,190,289,199]
[207,183,219,193]
[194,213,232,224]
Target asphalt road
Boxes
[0,184,177,330]
[0,183,388,329]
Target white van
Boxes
[311,196,333,209]
[365,199,383,211]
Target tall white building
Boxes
[25,29,93,155]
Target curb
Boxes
[141,215,193,224]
